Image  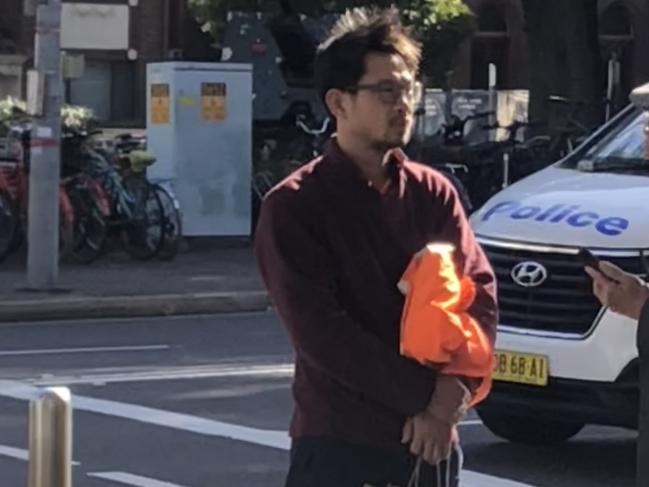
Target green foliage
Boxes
[0,96,26,123]
[409,0,476,87]
[0,96,95,129]
[187,0,475,85]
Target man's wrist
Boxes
[632,285,649,320]
[459,376,480,394]
[637,288,649,320]
[426,376,471,424]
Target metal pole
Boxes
[28,387,72,487]
[606,54,615,123]
[27,0,63,290]
[488,63,497,141]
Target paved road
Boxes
[0,313,637,486]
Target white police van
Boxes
[470,84,649,444]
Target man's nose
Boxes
[396,89,410,109]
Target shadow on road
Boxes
[464,428,635,487]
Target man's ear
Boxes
[325,89,349,121]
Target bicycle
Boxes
[441,110,495,147]
[71,129,167,261]
[61,128,112,264]
[525,96,601,164]
[417,117,541,212]
[282,114,332,175]
[295,114,331,158]
[480,119,546,188]
[0,156,16,262]
[0,120,75,262]
[106,132,182,261]
[152,182,182,261]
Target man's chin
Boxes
[370,131,412,151]
[388,134,412,148]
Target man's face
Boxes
[340,52,419,151]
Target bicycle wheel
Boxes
[523,135,556,168]
[66,176,109,264]
[152,184,182,261]
[120,177,164,260]
[438,168,473,214]
[0,190,16,263]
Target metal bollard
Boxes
[28,387,72,487]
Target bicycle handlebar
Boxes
[445,111,495,133]
[466,111,495,121]
[482,120,545,131]
[62,127,102,139]
[296,117,331,137]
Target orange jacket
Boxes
[398,243,494,405]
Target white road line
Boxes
[463,471,538,487]
[0,310,273,328]
[0,380,536,487]
[0,345,170,357]
[0,380,291,450]
[0,444,80,466]
[0,445,28,461]
[87,471,187,487]
[29,363,295,386]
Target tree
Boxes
[186,0,476,87]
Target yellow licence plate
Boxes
[493,351,549,387]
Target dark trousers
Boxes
[285,437,462,487]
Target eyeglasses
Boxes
[345,80,423,106]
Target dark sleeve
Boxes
[254,189,436,417]
[434,177,499,344]
[637,298,649,356]
[637,298,649,486]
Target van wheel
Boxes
[477,409,584,445]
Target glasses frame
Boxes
[344,80,423,106]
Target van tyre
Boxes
[477,409,584,444]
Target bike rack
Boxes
[28,387,72,487]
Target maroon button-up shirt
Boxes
[254,139,497,446]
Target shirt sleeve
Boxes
[433,176,499,344]
[254,188,436,417]
[637,298,649,356]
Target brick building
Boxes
[453,0,649,98]
[1,0,648,125]
[0,0,215,126]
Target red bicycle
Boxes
[0,155,16,262]
[0,123,75,262]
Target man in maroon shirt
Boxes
[254,7,497,487]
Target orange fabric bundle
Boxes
[398,243,494,405]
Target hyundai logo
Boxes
[511,261,548,288]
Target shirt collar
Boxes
[324,138,406,190]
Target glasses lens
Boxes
[381,82,422,105]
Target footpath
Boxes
[0,238,269,322]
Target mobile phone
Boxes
[579,248,618,283]
[578,248,601,270]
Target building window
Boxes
[68,59,135,123]
[599,2,634,108]
[600,3,633,38]
[471,4,510,89]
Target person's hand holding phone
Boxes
[579,248,606,274]
[584,252,649,320]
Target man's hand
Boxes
[586,261,649,321]
[401,375,469,466]
[427,375,471,425]
[402,414,459,466]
